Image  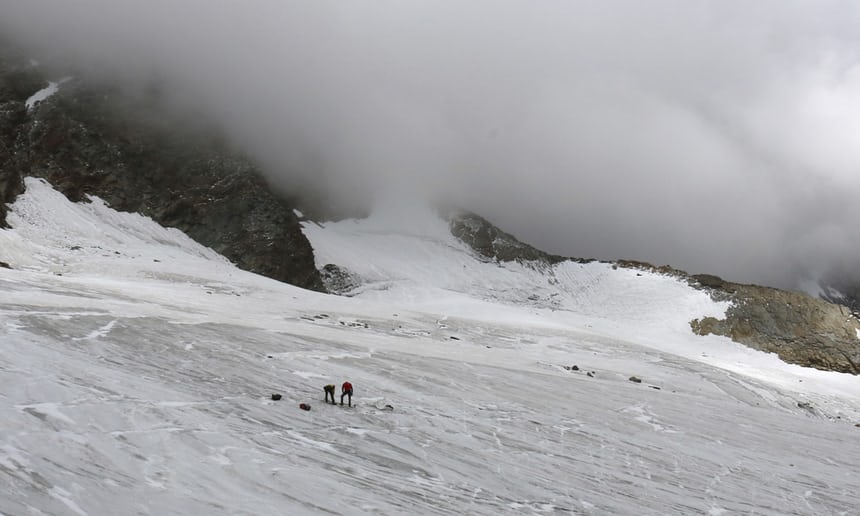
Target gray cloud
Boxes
[3,1,860,289]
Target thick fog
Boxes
[3,1,860,288]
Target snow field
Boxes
[1,178,860,515]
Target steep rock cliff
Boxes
[690,275,860,375]
[0,44,323,291]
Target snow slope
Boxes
[2,178,860,515]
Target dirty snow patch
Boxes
[48,486,88,516]
[25,82,59,110]
[0,444,29,470]
[16,403,76,425]
[25,77,71,110]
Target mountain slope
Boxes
[0,43,324,291]
[303,203,860,376]
[3,41,859,377]
[3,179,860,515]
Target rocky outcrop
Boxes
[0,44,324,291]
[690,277,860,374]
[0,43,42,227]
[611,263,860,374]
[319,263,361,295]
[449,210,570,265]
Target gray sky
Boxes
[3,1,860,289]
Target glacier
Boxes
[2,178,860,515]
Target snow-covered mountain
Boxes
[3,178,860,515]
[4,45,859,378]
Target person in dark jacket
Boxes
[341,381,353,407]
[323,384,336,404]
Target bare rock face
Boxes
[319,263,361,295]
[690,278,860,375]
[0,45,324,291]
[449,210,569,265]
[603,261,860,375]
[0,44,41,227]
[817,275,860,319]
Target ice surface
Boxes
[2,177,860,515]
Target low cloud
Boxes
[3,1,860,289]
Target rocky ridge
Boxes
[448,210,570,266]
[452,214,860,375]
[0,44,324,291]
[0,44,38,227]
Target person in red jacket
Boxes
[340,381,353,407]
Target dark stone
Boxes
[320,263,361,295]
[271,393,282,401]
[587,372,594,378]
[629,376,642,383]
[693,274,726,288]
[615,259,685,277]
[571,365,579,371]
